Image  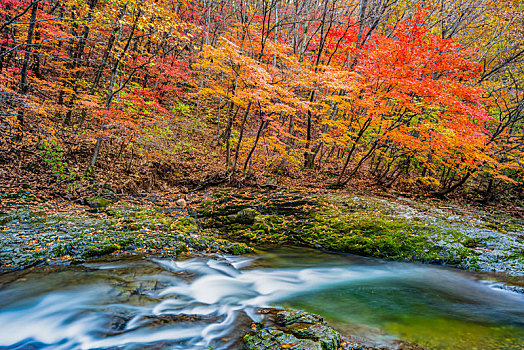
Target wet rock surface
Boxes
[243,309,425,350]
[2,188,523,277]
[0,200,251,273]
[198,189,524,276]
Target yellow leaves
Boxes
[416,176,442,187]
[196,34,312,125]
[318,69,360,92]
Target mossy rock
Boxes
[82,243,120,258]
[0,214,12,226]
[289,324,340,350]
[86,197,114,209]
[242,308,423,350]
[244,328,322,350]
[275,310,323,326]
[225,242,253,255]
[223,208,257,226]
[243,309,340,350]
[462,237,481,248]
[194,190,479,267]
[52,244,66,257]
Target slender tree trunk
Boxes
[232,102,251,174]
[64,0,97,125]
[243,118,268,176]
[336,117,371,185]
[355,0,368,49]
[225,105,239,170]
[16,0,39,137]
[89,138,103,172]
[304,0,334,168]
[343,142,380,184]
[89,7,140,172]
[19,0,39,95]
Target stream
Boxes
[0,247,523,349]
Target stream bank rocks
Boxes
[198,189,524,276]
[2,188,523,276]
[243,309,425,350]
[0,203,251,273]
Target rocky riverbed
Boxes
[198,189,524,276]
[1,235,523,350]
[0,198,251,273]
[2,188,524,277]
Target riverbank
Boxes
[0,197,251,273]
[2,188,524,277]
[198,189,524,276]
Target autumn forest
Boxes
[2,2,524,349]
[1,0,524,202]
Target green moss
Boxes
[227,243,253,255]
[86,197,114,209]
[0,215,12,226]
[462,237,480,248]
[52,244,66,257]
[128,223,140,231]
[507,249,524,260]
[175,242,188,254]
[82,243,120,258]
[194,189,484,266]
[298,211,435,260]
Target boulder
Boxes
[85,197,113,209]
[244,328,322,350]
[243,309,339,350]
[242,308,425,350]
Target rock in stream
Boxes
[243,309,425,350]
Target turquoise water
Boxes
[0,248,522,349]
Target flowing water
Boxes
[0,248,523,350]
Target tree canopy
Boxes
[1,0,523,202]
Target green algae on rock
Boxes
[244,328,323,350]
[85,197,114,209]
[244,309,340,350]
[243,308,425,350]
[197,191,448,261]
[197,189,524,275]
[0,203,252,272]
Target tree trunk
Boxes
[243,119,268,176]
[432,172,472,198]
[16,0,39,136]
[225,105,239,170]
[336,117,371,185]
[89,7,140,172]
[232,102,252,174]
